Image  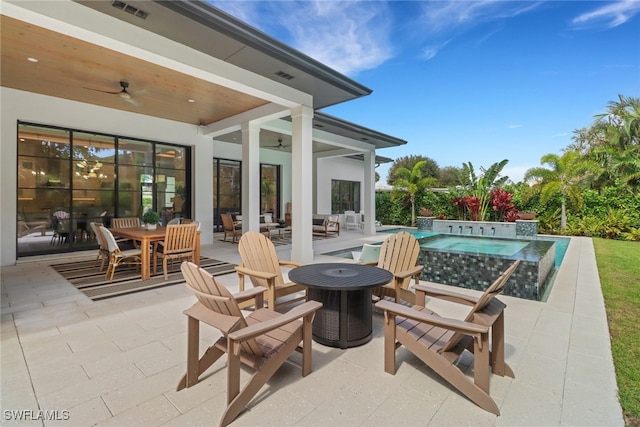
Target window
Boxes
[16,122,190,257]
[213,158,241,230]
[331,179,360,214]
[260,164,280,217]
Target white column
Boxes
[290,105,314,263]
[363,150,376,235]
[241,122,261,233]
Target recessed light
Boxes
[188,99,195,103]
[27,57,38,63]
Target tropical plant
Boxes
[391,160,438,226]
[489,187,516,222]
[523,151,599,230]
[458,159,509,221]
[387,155,439,185]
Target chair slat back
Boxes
[377,231,421,278]
[163,224,198,255]
[221,214,236,231]
[181,262,262,356]
[441,260,520,353]
[238,231,284,288]
[465,260,521,319]
[112,217,140,228]
[90,222,107,250]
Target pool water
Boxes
[420,236,528,257]
[377,228,569,268]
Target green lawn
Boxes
[593,238,640,426]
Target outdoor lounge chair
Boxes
[177,261,322,427]
[370,231,424,305]
[236,231,307,310]
[375,260,520,415]
[221,213,242,242]
[312,214,340,236]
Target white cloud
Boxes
[572,0,640,29]
[417,0,542,35]
[508,124,523,129]
[275,1,394,75]
[211,1,394,76]
[413,1,542,61]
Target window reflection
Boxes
[17,123,190,257]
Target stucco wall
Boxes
[316,156,364,215]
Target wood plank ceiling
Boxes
[0,15,268,126]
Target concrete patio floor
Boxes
[1,231,624,426]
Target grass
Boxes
[593,238,640,426]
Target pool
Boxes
[325,230,570,301]
[420,236,528,256]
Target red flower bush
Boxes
[490,188,517,222]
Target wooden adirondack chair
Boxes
[236,231,307,310]
[153,223,198,279]
[177,261,322,427]
[371,231,424,305]
[375,259,521,416]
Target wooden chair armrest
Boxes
[393,265,424,280]
[375,300,488,335]
[229,301,323,342]
[413,283,478,306]
[279,260,303,268]
[235,265,278,281]
[362,260,378,266]
[232,286,267,305]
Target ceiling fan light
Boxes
[119,91,132,100]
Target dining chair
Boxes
[101,227,142,282]
[89,222,109,271]
[153,223,199,279]
[111,217,141,249]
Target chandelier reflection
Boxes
[76,160,106,179]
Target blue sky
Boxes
[211,1,640,183]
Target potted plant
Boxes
[517,211,538,220]
[142,210,160,230]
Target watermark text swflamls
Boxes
[3,409,70,421]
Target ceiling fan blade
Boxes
[82,86,121,95]
[123,96,142,107]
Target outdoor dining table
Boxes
[289,262,392,349]
[109,226,201,280]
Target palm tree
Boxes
[392,160,438,226]
[524,151,599,230]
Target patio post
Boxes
[290,105,314,263]
[241,122,261,233]
[363,150,376,235]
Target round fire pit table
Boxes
[289,263,392,349]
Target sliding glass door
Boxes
[16,122,191,257]
[213,158,241,231]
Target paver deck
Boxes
[1,232,624,426]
